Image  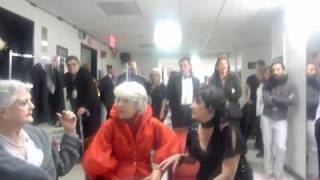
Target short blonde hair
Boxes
[114,82,148,113]
[0,80,33,108]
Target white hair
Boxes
[0,80,33,108]
[114,82,148,113]
[150,68,160,74]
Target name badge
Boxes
[231,88,235,94]
[72,89,78,99]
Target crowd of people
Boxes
[0,52,318,180]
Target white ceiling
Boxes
[26,0,283,54]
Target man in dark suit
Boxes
[117,60,148,91]
[167,57,200,128]
[64,55,101,139]
[99,64,116,118]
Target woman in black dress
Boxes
[209,55,242,127]
[148,68,167,121]
[159,84,252,180]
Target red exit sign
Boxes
[109,34,116,49]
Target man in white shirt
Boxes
[167,57,200,128]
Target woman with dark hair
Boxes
[159,84,252,180]
[209,55,242,127]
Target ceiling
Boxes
[26,0,283,54]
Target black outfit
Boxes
[149,83,167,120]
[98,74,115,118]
[240,103,256,143]
[245,74,263,152]
[65,68,101,139]
[31,64,65,125]
[210,73,242,126]
[246,75,260,104]
[167,74,200,128]
[31,63,49,124]
[117,71,148,91]
[186,123,252,180]
[307,75,320,120]
[45,64,65,125]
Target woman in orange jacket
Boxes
[83,81,180,180]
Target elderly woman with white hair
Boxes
[83,81,180,180]
[0,80,81,180]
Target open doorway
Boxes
[81,44,97,79]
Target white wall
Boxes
[274,12,306,178]
[0,0,120,76]
[272,17,284,59]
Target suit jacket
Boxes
[31,63,49,124]
[117,72,148,92]
[167,73,200,113]
[210,72,242,118]
[99,74,115,111]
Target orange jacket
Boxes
[83,105,181,180]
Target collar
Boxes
[200,120,215,128]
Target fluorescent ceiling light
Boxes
[153,19,182,50]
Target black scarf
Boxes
[264,75,288,90]
[200,110,224,129]
[307,76,320,90]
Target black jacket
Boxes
[117,72,148,92]
[98,74,115,116]
[167,73,200,120]
[307,75,320,120]
[31,63,49,124]
[210,72,242,118]
[65,68,101,138]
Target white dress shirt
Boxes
[181,77,193,105]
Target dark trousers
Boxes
[255,116,263,152]
[315,119,320,177]
[240,103,263,152]
[171,104,193,128]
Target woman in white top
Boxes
[0,80,81,180]
[256,66,271,117]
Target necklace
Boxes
[200,120,215,128]
[0,133,26,148]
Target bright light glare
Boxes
[153,20,182,50]
[285,2,320,47]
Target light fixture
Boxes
[153,19,182,50]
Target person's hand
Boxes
[159,154,183,172]
[142,169,161,180]
[247,98,253,104]
[57,111,77,134]
[77,106,86,116]
[159,110,165,121]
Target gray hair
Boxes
[114,82,148,113]
[0,80,33,108]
